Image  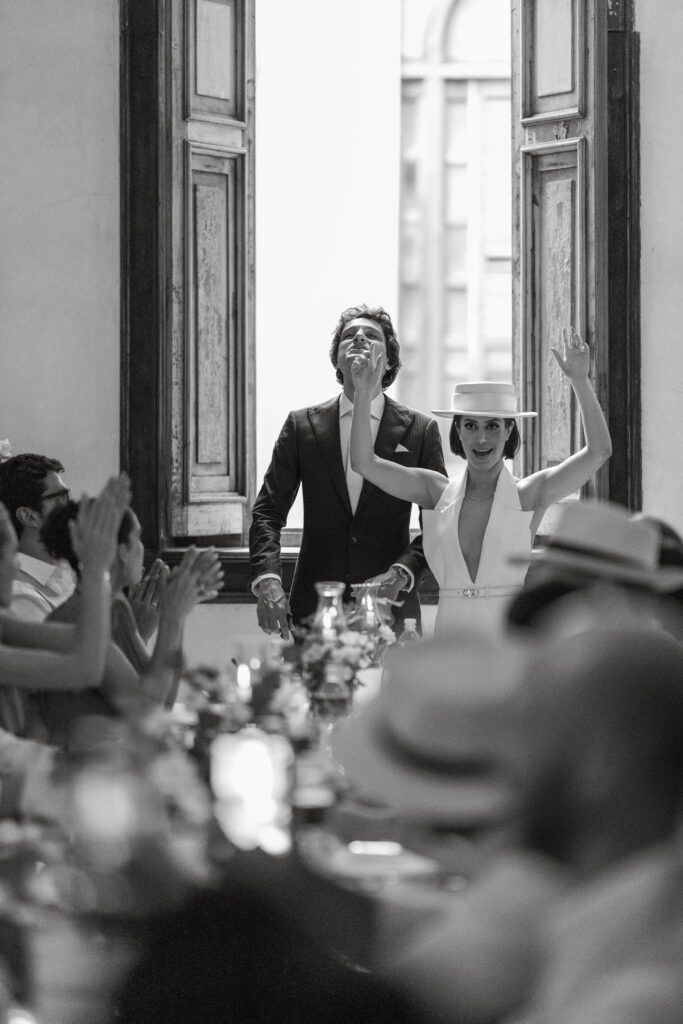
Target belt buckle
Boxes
[464,587,480,598]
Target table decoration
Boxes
[0,706,216,1024]
[287,581,395,708]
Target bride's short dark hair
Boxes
[449,417,520,460]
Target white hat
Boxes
[332,637,527,827]
[515,500,683,592]
[432,382,537,420]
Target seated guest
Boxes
[507,500,683,633]
[0,453,75,621]
[34,499,223,744]
[631,513,683,642]
[332,639,567,1024]
[0,477,129,741]
[117,857,425,1024]
[509,628,683,1023]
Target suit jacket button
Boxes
[350,536,358,544]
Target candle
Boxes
[236,663,252,702]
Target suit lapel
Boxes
[355,397,414,517]
[308,397,352,516]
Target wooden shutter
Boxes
[121,0,255,552]
[170,0,255,539]
[511,0,609,506]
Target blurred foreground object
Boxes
[333,636,526,829]
[509,628,683,1023]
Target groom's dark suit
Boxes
[249,394,446,627]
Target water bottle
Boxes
[396,617,420,646]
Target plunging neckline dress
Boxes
[422,465,533,638]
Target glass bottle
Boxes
[396,618,420,645]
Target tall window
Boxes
[398,0,512,426]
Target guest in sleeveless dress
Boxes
[350,327,612,638]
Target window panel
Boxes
[444,165,468,224]
[444,287,467,345]
[444,225,467,280]
[444,87,467,163]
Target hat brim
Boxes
[332,702,519,827]
[431,409,538,420]
[511,546,683,593]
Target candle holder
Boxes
[311,581,346,639]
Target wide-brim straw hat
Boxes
[332,638,527,827]
[513,500,683,593]
[432,381,537,420]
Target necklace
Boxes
[464,489,496,502]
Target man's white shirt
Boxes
[339,390,384,514]
[10,553,76,622]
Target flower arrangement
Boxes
[179,665,248,722]
[288,623,394,695]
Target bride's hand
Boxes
[350,347,383,393]
[550,325,590,381]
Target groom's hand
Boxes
[256,578,291,639]
[362,566,408,603]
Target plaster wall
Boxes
[0,0,120,494]
[637,0,683,532]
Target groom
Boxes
[249,303,446,637]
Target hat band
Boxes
[452,400,518,414]
[374,719,498,779]
[544,538,655,574]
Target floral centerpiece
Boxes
[286,580,396,703]
[289,626,391,696]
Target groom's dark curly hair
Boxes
[329,304,402,390]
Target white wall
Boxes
[254,0,402,525]
[0,0,120,494]
[637,0,683,533]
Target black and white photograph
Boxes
[0,0,681,1021]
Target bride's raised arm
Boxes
[350,350,447,510]
[518,326,612,519]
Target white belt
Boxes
[439,586,522,599]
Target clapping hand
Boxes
[69,474,132,574]
[129,558,169,641]
[160,547,224,623]
[192,547,224,602]
[550,325,591,381]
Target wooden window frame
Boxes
[120,1,640,602]
[120,0,258,600]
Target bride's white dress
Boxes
[422,465,533,639]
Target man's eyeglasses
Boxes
[40,487,71,504]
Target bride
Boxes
[350,327,612,638]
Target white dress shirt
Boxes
[10,553,76,622]
[339,390,385,513]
